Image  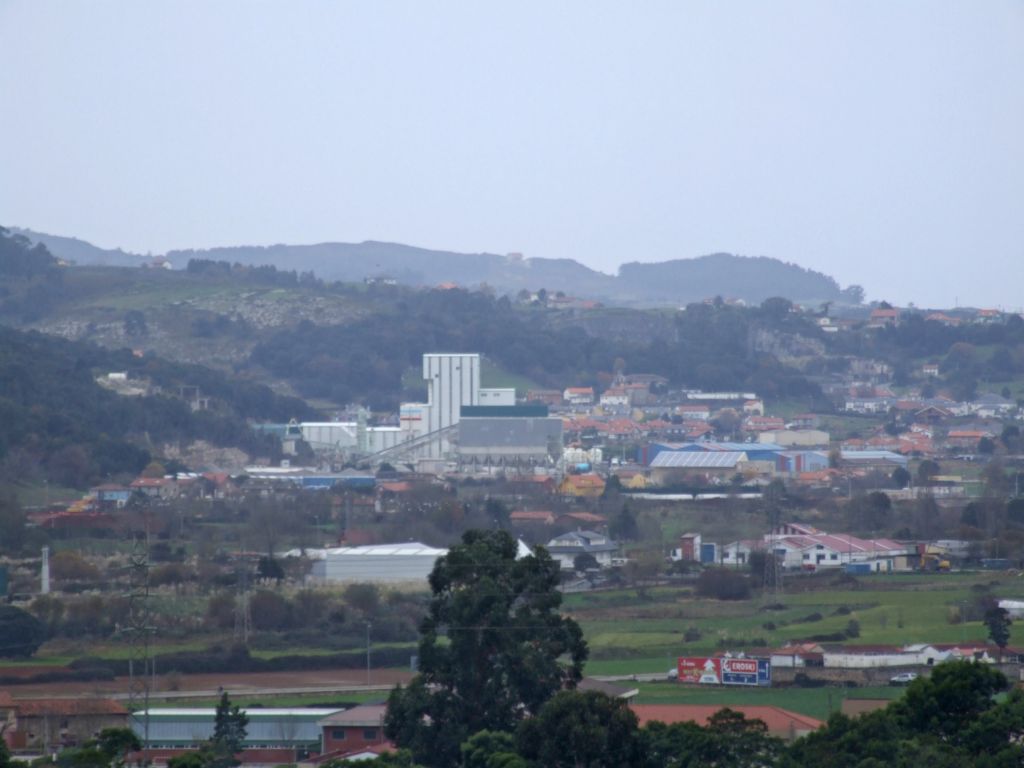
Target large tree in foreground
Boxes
[384,530,587,767]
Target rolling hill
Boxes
[14,228,858,307]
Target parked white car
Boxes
[890,672,919,686]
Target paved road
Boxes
[594,673,676,683]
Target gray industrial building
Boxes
[456,405,562,471]
[133,708,339,749]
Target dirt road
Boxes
[2,668,414,700]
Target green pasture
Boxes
[574,573,1024,663]
[14,482,83,507]
[69,278,241,311]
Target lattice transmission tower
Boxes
[124,533,153,762]
[763,505,785,597]
[234,562,252,644]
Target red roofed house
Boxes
[925,312,960,327]
[600,419,642,441]
[318,705,391,757]
[631,705,822,741]
[868,307,900,328]
[743,399,765,416]
[975,308,1003,324]
[946,430,996,449]
[555,511,608,529]
[510,510,556,526]
[3,698,128,752]
[745,416,785,433]
[526,389,564,407]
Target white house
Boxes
[599,388,631,408]
[563,387,595,406]
[546,530,620,570]
[721,540,764,567]
[723,523,911,572]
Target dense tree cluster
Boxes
[0,325,313,488]
[186,258,321,288]
[0,226,58,278]
[250,290,824,409]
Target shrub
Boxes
[50,551,101,581]
[793,612,823,624]
[696,569,751,601]
[0,605,45,657]
[250,590,292,631]
[343,583,381,615]
[205,591,236,630]
[845,619,861,638]
[150,563,194,586]
[683,626,702,642]
[805,632,847,642]
[830,573,861,588]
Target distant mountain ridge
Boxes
[11,227,143,268]
[12,227,856,306]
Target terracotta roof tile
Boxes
[631,704,823,737]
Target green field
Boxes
[574,573,1024,665]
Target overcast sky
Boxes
[1,1,1022,308]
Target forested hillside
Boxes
[618,253,860,305]
[249,289,824,409]
[0,325,315,488]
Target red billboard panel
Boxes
[677,656,721,684]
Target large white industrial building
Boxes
[303,542,449,583]
[261,353,535,466]
[295,538,534,584]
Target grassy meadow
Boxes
[572,572,1024,670]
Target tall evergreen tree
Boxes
[384,530,587,767]
[209,693,248,768]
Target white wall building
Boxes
[399,353,482,458]
[823,645,944,668]
[757,430,830,447]
[478,388,516,406]
[304,542,449,583]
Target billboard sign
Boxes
[720,657,771,686]
[678,657,770,686]
[677,657,721,684]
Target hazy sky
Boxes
[2,1,1022,308]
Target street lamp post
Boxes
[366,622,372,686]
